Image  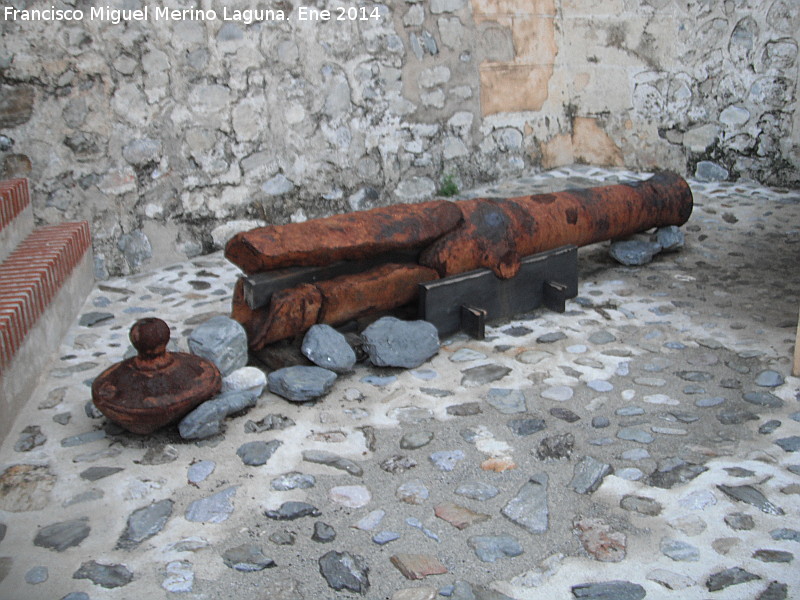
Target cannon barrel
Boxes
[228,172,693,348]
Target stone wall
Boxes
[1,0,797,277]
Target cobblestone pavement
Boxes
[1,166,799,600]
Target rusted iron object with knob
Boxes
[227,172,693,349]
[91,318,222,434]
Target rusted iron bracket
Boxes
[419,245,578,338]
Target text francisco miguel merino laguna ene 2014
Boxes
[3,5,383,25]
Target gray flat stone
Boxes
[187,460,215,484]
[271,472,315,491]
[725,512,755,530]
[570,456,613,494]
[755,370,785,387]
[187,315,247,376]
[743,391,784,408]
[313,521,337,543]
[656,226,685,251]
[14,425,46,452]
[717,407,759,424]
[620,495,662,516]
[617,427,654,444]
[753,549,793,563]
[446,402,482,416]
[571,580,646,599]
[303,450,363,476]
[502,474,548,534]
[179,390,258,439]
[648,459,707,489]
[73,561,133,589]
[61,430,106,447]
[301,324,356,373]
[361,317,439,368]
[706,567,761,592]
[461,364,512,386]
[236,440,283,466]
[318,550,369,594]
[400,431,434,449]
[455,482,499,501]
[79,312,114,327]
[116,499,173,550]
[185,486,238,523]
[609,239,661,266]
[0,557,10,585]
[397,480,429,504]
[486,388,527,414]
[162,560,193,593]
[430,450,464,471]
[550,407,580,423]
[450,348,487,362]
[508,417,546,436]
[265,501,321,520]
[660,537,700,561]
[696,396,726,407]
[647,568,695,590]
[537,331,566,344]
[775,436,800,452]
[139,444,179,466]
[222,543,276,571]
[717,484,784,515]
[588,331,616,344]
[468,535,523,562]
[541,386,574,401]
[34,518,90,552]
[268,366,337,402]
[758,581,788,600]
[587,379,613,392]
[770,528,800,542]
[373,531,400,545]
[80,466,123,481]
[24,565,48,584]
[676,370,713,382]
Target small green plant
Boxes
[438,173,459,197]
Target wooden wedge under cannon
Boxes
[226,172,693,349]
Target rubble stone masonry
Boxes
[1,0,797,276]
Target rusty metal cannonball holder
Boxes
[91,318,222,434]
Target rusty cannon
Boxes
[226,171,693,349]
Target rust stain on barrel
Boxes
[226,200,463,274]
[420,171,692,278]
[317,263,439,325]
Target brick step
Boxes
[0,178,34,264]
[0,218,93,442]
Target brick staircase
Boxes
[0,179,94,442]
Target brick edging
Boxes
[0,179,30,233]
[0,221,91,371]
